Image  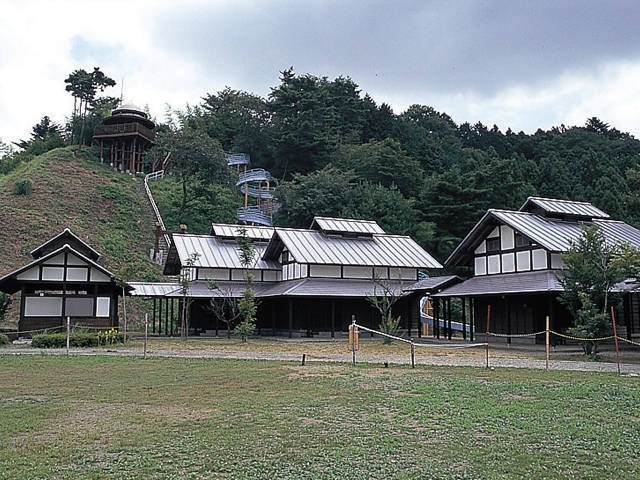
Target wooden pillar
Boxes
[131,137,137,173]
[369,306,374,337]
[433,298,439,339]
[461,297,467,340]
[213,301,218,337]
[470,297,475,342]
[270,307,276,336]
[152,298,157,333]
[288,298,293,338]
[547,294,553,346]
[169,298,176,335]
[506,296,511,345]
[331,299,336,338]
[446,299,452,340]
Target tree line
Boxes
[173,68,640,261]
[3,67,640,263]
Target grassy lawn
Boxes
[1,355,639,479]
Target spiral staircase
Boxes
[227,153,279,227]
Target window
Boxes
[486,238,500,253]
[515,233,530,248]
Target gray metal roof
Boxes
[259,278,407,298]
[210,223,274,241]
[433,270,563,297]
[266,228,442,269]
[402,275,461,293]
[172,234,280,270]
[594,219,640,248]
[310,217,386,235]
[129,282,182,297]
[446,209,640,266]
[168,280,275,298]
[129,278,411,299]
[520,197,609,219]
[129,280,276,298]
[490,210,582,251]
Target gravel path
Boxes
[2,347,639,375]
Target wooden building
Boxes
[433,197,640,342]
[130,217,446,337]
[93,104,155,173]
[0,229,130,333]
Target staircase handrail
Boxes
[237,168,271,185]
[226,152,251,166]
[144,170,171,248]
[239,184,277,199]
[237,206,273,227]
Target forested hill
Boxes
[0,147,160,281]
[172,70,640,260]
[5,70,640,267]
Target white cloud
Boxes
[2,0,640,145]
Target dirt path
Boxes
[2,346,639,375]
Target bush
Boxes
[32,333,68,348]
[13,178,33,195]
[0,333,9,345]
[31,330,124,348]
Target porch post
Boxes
[462,297,467,340]
[288,298,293,338]
[447,298,452,340]
[506,296,511,345]
[434,298,440,339]
[272,307,277,336]
[470,297,475,342]
[152,298,157,334]
[331,299,336,338]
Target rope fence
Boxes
[348,313,640,374]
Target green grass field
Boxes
[1,355,638,479]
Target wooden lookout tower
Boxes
[93,104,155,173]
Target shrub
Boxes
[13,178,33,195]
[32,333,67,348]
[31,330,124,348]
[0,333,9,345]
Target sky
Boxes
[2,0,640,146]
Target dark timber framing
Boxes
[0,229,130,333]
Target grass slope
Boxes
[0,147,162,324]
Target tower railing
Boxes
[227,153,279,227]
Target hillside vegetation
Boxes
[0,146,161,281]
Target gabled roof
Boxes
[263,227,442,269]
[258,277,408,298]
[446,208,640,267]
[433,270,563,297]
[210,223,274,241]
[0,244,121,294]
[30,228,101,261]
[164,234,280,275]
[520,197,609,219]
[310,217,386,235]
